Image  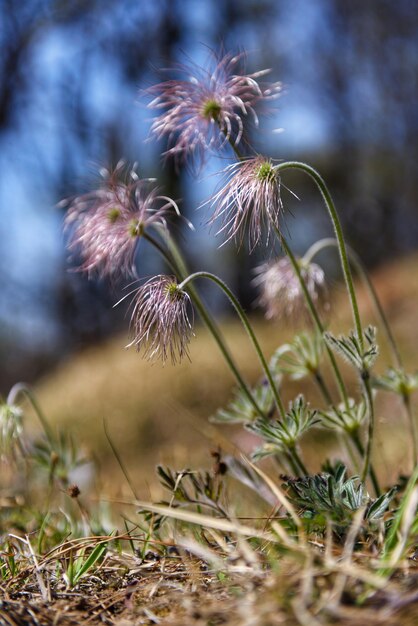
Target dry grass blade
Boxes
[133,499,275,540]
[243,457,303,532]
[8,534,50,601]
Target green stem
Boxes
[312,369,333,406]
[279,234,350,409]
[311,369,361,473]
[284,451,303,478]
[351,428,380,496]
[226,135,245,160]
[290,447,309,476]
[403,394,418,469]
[145,229,265,419]
[192,295,266,419]
[360,374,377,491]
[143,232,179,275]
[304,237,402,369]
[178,271,286,420]
[305,237,416,472]
[275,162,364,350]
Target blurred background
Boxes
[1,0,418,392]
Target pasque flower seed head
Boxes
[63,163,179,280]
[126,276,193,364]
[254,257,328,321]
[147,51,282,168]
[208,156,283,249]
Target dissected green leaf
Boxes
[270,332,324,381]
[324,325,378,372]
[373,367,418,397]
[319,398,367,433]
[211,378,277,424]
[246,395,319,459]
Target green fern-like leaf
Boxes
[270,332,324,381]
[246,395,319,459]
[324,325,378,372]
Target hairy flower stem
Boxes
[146,230,265,418]
[351,428,381,496]
[142,232,179,275]
[278,233,349,409]
[403,394,418,470]
[310,368,379,488]
[312,369,334,406]
[361,373,377,490]
[226,135,245,160]
[283,452,302,477]
[279,236,380,489]
[283,449,307,478]
[305,237,417,469]
[178,271,287,420]
[308,369,360,472]
[274,162,364,351]
[304,238,402,368]
[290,447,309,476]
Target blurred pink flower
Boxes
[63,163,178,280]
[147,51,282,167]
[126,275,193,364]
[253,257,328,321]
[208,156,283,249]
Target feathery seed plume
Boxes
[127,275,193,364]
[209,156,283,249]
[254,257,328,321]
[64,163,178,280]
[147,51,282,168]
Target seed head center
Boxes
[108,207,121,223]
[256,161,276,183]
[166,283,181,301]
[129,220,144,237]
[202,99,222,121]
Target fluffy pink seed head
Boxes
[127,275,193,364]
[208,156,283,250]
[254,257,328,322]
[63,163,178,281]
[147,51,282,168]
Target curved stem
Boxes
[304,237,402,369]
[279,234,350,409]
[305,237,417,470]
[178,271,286,420]
[145,229,265,419]
[275,161,363,350]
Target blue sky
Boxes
[1,1,416,361]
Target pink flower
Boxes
[208,156,283,249]
[126,275,193,364]
[63,163,178,280]
[253,257,328,321]
[147,51,281,167]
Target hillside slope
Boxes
[33,253,418,493]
